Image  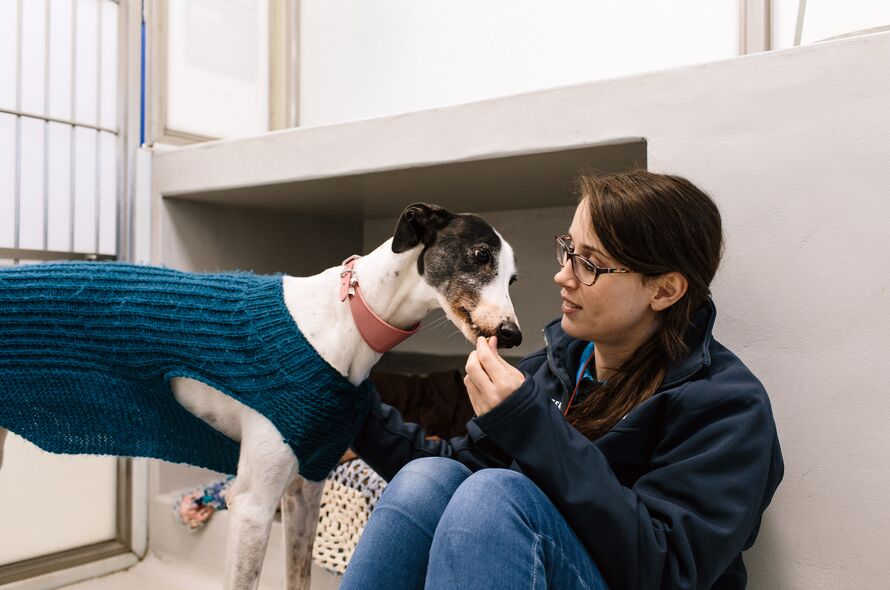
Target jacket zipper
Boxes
[543,330,571,409]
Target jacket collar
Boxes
[542,298,716,390]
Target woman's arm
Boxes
[350,386,514,481]
[473,358,783,589]
[352,343,550,481]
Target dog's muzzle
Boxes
[496,321,522,348]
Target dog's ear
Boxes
[392,203,454,253]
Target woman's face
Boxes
[554,202,658,348]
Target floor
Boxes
[57,553,341,590]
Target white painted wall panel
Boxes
[0,434,117,565]
[18,117,46,250]
[0,0,16,110]
[98,130,116,254]
[48,0,74,120]
[772,0,800,50]
[20,0,47,115]
[47,121,73,251]
[0,113,15,247]
[74,0,99,126]
[99,0,117,130]
[72,126,97,252]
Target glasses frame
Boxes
[555,235,635,286]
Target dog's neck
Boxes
[282,239,438,386]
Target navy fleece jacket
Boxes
[352,301,784,589]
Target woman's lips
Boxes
[561,298,582,314]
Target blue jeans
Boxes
[339,457,608,590]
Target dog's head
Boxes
[392,203,522,348]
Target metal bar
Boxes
[739,0,771,55]
[15,0,22,113]
[14,0,23,254]
[288,0,300,127]
[69,0,77,252]
[95,129,101,253]
[14,122,21,256]
[117,0,140,559]
[0,540,129,586]
[115,457,132,551]
[43,0,50,250]
[95,2,103,254]
[794,0,807,46]
[0,247,116,261]
[117,0,131,263]
[0,106,117,134]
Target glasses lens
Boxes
[574,258,597,285]
[556,237,569,266]
[556,236,595,285]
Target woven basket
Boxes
[312,458,387,575]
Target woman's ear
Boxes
[649,272,688,312]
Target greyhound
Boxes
[0,203,521,590]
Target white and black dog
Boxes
[0,203,520,590]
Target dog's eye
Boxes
[473,249,491,264]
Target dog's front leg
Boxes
[281,475,324,590]
[223,413,298,590]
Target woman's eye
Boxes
[474,249,491,263]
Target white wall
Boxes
[151,30,890,587]
[299,0,740,127]
[0,437,117,566]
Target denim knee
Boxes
[438,468,541,530]
[427,469,609,590]
[378,457,472,514]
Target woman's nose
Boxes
[554,259,576,287]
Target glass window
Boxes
[298,0,741,126]
[773,0,890,49]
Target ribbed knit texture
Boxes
[0,262,372,481]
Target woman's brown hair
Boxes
[567,170,724,440]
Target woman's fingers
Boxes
[463,357,487,415]
[463,373,479,405]
[476,336,504,377]
[464,350,483,387]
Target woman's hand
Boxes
[464,336,526,416]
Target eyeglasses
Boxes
[555,235,634,286]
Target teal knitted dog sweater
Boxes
[0,262,372,481]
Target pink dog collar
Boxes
[339,255,420,353]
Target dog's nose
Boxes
[496,321,522,348]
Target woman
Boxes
[341,170,784,590]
